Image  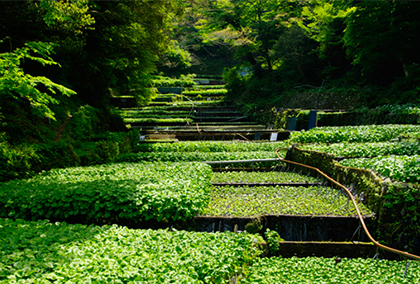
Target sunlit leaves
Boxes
[119,151,279,165]
[150,74,196,87]
[0,218,259,283]
[211,171,320,183]
[243,256,420,283]
[340,155,420,183]
[40,0,94,34]
[0,162,212,224]
[0,42,76,120]
[302,142,420,158]
[290,125,420,144]
[134,140,289,153]
[202,185,372,217]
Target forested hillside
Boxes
[175,0,420,111]
[0,0,182,144]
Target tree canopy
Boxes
[1,0,420,143]
[0,0,185,143]
[181,0,420,108]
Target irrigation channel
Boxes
[116,75,420,263]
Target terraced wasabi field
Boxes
[2,76,420,282]
[202,185,373,217]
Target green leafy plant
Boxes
[183,89,228,96]
[0,41,76,120]
[242,256,420,283]
[150,74,196,87]
[118,151,280,167]
[0,162,212,225]
[193,85,226,89]
[302,142,420,158]
[211,171,320,184]
[201,185,372,217]
[290,125,420,144]
[133,141,289,153]
[245,218,263,234]
[0,218,259,283]
[339,155,420,183]
[123,117,193,124]
[264,228,284,255]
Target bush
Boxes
[0,142,36,182]
[65,105,101,141]
[33,141,80,171]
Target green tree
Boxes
[0,41,75,121]
[193,0,303,72]
[298,0,353,80]
[0,0,185,143]
[271,25,318,83]
[58,0,185,107]
[343,0,420,79]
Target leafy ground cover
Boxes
[151,74,196,87]
[118,151,280,165]
[183,89,228,96]
[134,141,289,153]
[290,125,420,144]
[124,106,192,111]
[121,113,192,119]
[123,117,193,124]
[211,171,320,184]
[302,142,420,158]
[0,162,211,225]
[119,110,191,117]
[192,85,226,89]
[148,100,224,106]
[201,185,373,217]
[127,141,289,166]
[0,218,258,283]
[339,155,420,183]
[242,256,420,283]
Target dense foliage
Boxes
[183,89,228,96]
[290,125,420,144]
[340,155,420,183]
[151,74,196,87]
[202,185,372,217]
[134,141,288,153]
[0,0,184,144]
[0,162,211,225]
[302,142,420,158]
[0,218,258,283]
[243,256,420,283]
[211,171,320,184]
[176,0,420,111]
[0,132,134,182]
[123,117,193,124]
[117,152,280,169]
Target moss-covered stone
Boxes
[285,145,420,255]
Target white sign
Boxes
[270,133,278,141]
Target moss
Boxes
[245,218,263,234]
